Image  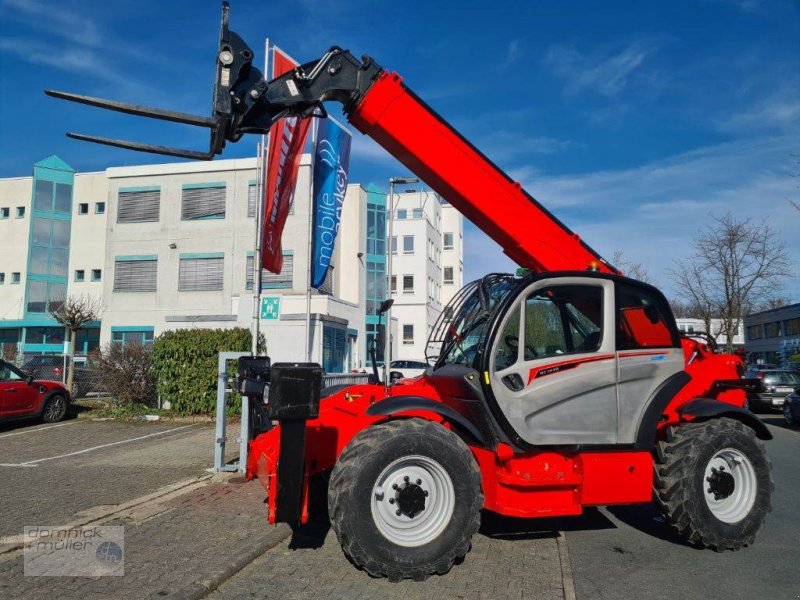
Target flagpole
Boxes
[251,38,270,357]
[304,117,318,363]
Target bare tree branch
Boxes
[49,295,103,395]
[612,249,651,283]
[669,212,792,354]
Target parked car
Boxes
[746,369,800,411]
[389,359,430,380]
[784,387,800,427]
[21,355,99,399]
[745,364,779,376]
[0,359,71,423]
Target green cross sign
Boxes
[260,296,281,320]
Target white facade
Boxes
[0,154,404,373]
[675,318,745,348]
[388,190,464,361]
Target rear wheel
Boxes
[784,402,796,427]
[328,419,482,581]
[42,394,67,423]
[655,418,773,550]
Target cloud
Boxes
[462,224,517,282]
[505,39,522,66]
[544,40,654,97]
[462,134,800,300]
[3,0,103,47]
[721,83,800,133]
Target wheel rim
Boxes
[784,402,793,424]
[44,397,65,421]
[370,455,455,547]
[703,447,757,524]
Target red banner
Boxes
[261,47,312,273]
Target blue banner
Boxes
[311,118,352,289]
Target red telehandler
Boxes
[48,4,772,581]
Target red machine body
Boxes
[245,64,750,525]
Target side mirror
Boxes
[26,375,35,385]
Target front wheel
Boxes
[42,394,67,423]
[328,419,482,581]
[655,418,773,550]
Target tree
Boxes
[49,295,102,395]
[612,250,651,283]
[670,213,792,353]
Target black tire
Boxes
[41,394,68,423]
[328,419,482,581]
[654,418,773,550]
[784,402,796,427]
[71,383,82,400]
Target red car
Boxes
[0,359,71,423]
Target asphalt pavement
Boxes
[0,418,221,538]
[562,415,799,600]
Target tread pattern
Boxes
[328,419,483,581]
[654,418,773,551]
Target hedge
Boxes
[151,328,265,415]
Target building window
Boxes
[391,275,397,293]
[366,200,385,255]
[764,322,782,338]
[246,253,293,290]
[247,183,257,218]
[75,270,85,282]
[179,255,224,291]
[118,188,160,223]
[747,325,762,340]
[397,209,407,220]
[181,184,226,220]
[786,318,800,336]
[364,259,385,314]
[403,275,414,294]
[444,267,454,284]
[114,256,157,292]
[95,202,105,214]
[91,269,102,282]
[0,207,8,219]
[0,273,4,284]
[111,328,154,348]
[16,206,25,218]
[391,236,397,254]
[443,232,454,249]
[78,203,89,215]
[403,235,414,254]
[412,208,423,219]
[11,272,20,284]
[403,324,414,345]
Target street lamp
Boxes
[385,176,419,389]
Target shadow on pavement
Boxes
[760,414,798,433]
[605,503,689,546]
[479,507,616,541]
[289,513,332,550]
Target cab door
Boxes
[489,277,618,445]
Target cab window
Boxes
[616,283,677,349]
[494,305,521,370]
[522,285,603,361]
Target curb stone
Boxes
[156,523,292,600]
[557,530,576,600]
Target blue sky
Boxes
[1,0,798,300]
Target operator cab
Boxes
[425,271,683,449]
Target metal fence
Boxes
[4,352,106,399]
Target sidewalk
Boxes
[0,475,291,599]
[0,473,573,600]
